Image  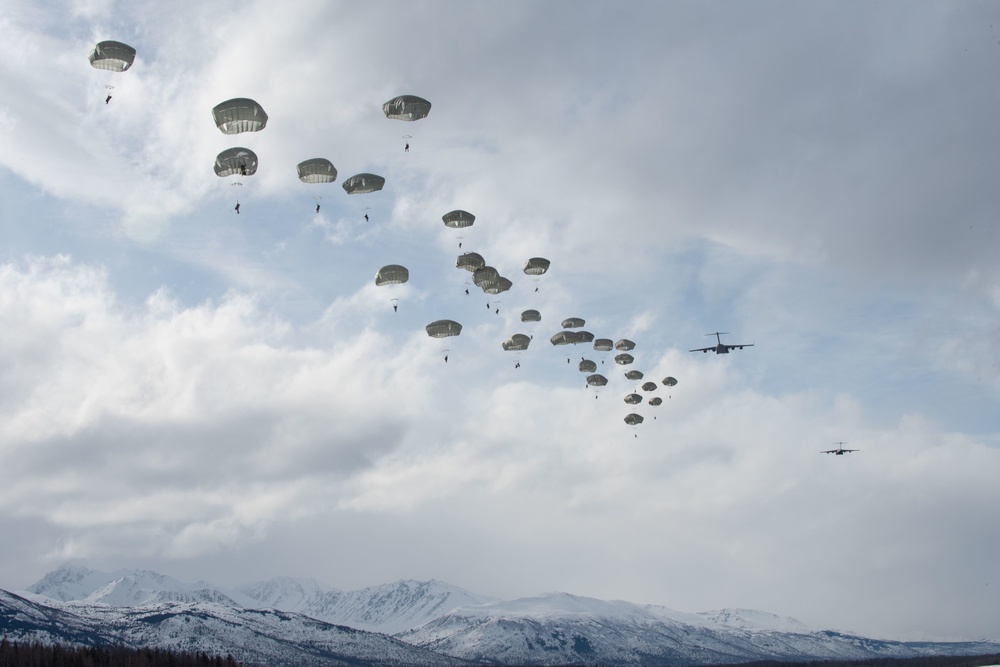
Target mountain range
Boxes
[3,564,997,667]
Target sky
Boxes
[1,0,999,643]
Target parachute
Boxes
[624,393,642,405]
[614,353,635,365]
[624,370,644,380]
[89,40,136,72]
[212,98,268,134]
[624,413,644,426]
[648,397,663,406]
[343,173,385,194]
[214,148,258,177]
[575,331,595,343]
[375,264,409,286]
[520,309,541,323]
[579,359,597,373]
[561,317,585,329]
[662,376,679,387]
[551,331,585,346]
[586,374,608,387]
[297,158,338,184]
[642,382,657,392]
[502,334,531,351]
[472,266,500,292]
[443,210,475,229]
[615,339,636,351]
[456,252,485,272]
[383,95,432,121]
[522,257,550,275]
[484,276,512,295]
[426,320,462,338]
[593,339,614,352]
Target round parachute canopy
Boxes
[383,95,432,121]
[576,331,595,343]
[642,382,658,392]
[663,376,679,387]
[550,331,582,346]
[502,334,531,351]
[579,359,597,373]
[593,338,614,352]
[442,210,475,229]
[624,370,644,380]
[561,317,585,329]
[426,320,462,338]
[523,257,550,276]
[615,353,635,365]
[473,266,500,292]
[89,41,136,72]
[488,276,513,295]
[624,413,644,426]
[212,98,268,134]
[615,339,636,351]
[375,264,409,286]
[521,309,541,323]
[624,393,643,405]
[649,397,663,406]
[297,158,337,184]
[456,252,485,272]
[214,148,258,177]
[343,173,385,194]
[586,374,608,387]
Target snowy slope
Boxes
[2,589,462,667]
[239,577,497,634]
[398,592,1000,667]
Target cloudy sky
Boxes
[2,0,999,642]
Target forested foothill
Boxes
[0,638,242,667]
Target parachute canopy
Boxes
[576,331,595,343]
[615,353,635,365]
[624,393,642,405]
[89,41,136,72]
[593,339,614,352]
[297,158,337,184]
[523,257,551,276]
[343,173,385,194]
[212,98,268,134]
[443,210,475,229]
[561,317,585,329]
[520,309,541,323]
[615,339,636,351]
[649,397,663,406]
[502,334,531,351]
[426,320,462,338]
[642,382,657,392]
[579,359,597,373]
[456,252,485,272]
[551,331,586,346]
[484,276,512,295]
[383,95,432,121]
[625,370,644,380]
[473,266,500,292]
[586,374,608,387]
[663,376,679,387]
[214,148,258,177]
[624,413,644,426]
[375,264,409,286]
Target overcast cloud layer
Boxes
[1,0,999,642]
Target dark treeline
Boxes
[519,655,1000,667]
[728,654,1000,667]
[0,638,244,667]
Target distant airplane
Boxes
[690,332,754,354]
[821,442,858,455]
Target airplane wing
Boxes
[725,343,754,351]
[689,346,714,352]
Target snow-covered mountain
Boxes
[11,565,1000,667]
[239,577,497,634]
[1,588,461,667]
